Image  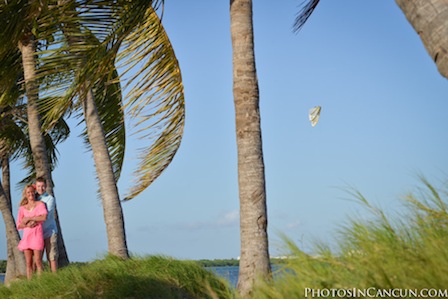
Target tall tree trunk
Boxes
[0,181,26,283]
[82,91,129,258]
[57,0,129,258]
[0,156,24,283]
[1,158,11,203]
[395,0,448,79]
[18,33,70,267]
[18,35,53,193]
[53,206,70,267]
[230,0,271,297]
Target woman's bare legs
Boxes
[24,249,34,280]
[34,250,43,276]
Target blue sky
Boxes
[1,0,448,262]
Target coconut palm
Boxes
[1,0,185,258]
[0,0,71,267]
[49,0,184,257]
[293,0,448,80]
[52,0,184,199]
[230,0,271,297]
[9,2,55,192]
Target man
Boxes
[35,177,58,272]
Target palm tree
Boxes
[51,0,184,257]
[51,0,184,199]
[1,0,185,258]
[0,0,71,267]
[293,0,448,80]
[50,0,129,257]
[229,0,271,297]
[19,36,54,193]
[230,0,448,296]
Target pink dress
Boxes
[17,202,48,251]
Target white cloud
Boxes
[285,220,301,230]
[168,210,239,231]
[216,210,239,226]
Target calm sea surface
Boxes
[207,265,283,288]
[207,266,239,287]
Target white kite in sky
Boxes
[308,105,322,127]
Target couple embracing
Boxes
[16,177,59,279]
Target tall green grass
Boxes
[252,178,448,298]
[2,178,447,298]
[0,255,235,299]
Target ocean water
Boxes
[207,266,239,287]
[207,264,283,288]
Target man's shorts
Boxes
[44,233,59,261]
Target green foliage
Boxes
[4,178,446,298]
[195,258,285,268]
[0,255,235,299]
[0,260,6,273]
[252,178,448,298]
[195,259,240,268]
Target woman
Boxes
[16,184,48,279]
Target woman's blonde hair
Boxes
[19,185,36,206]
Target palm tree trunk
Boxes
[53,207,70,267]
[56,0,129,258]
[82,90,129,258]
[18,33,70,267]
[0,156,24,283]
[18,35,53,192]
[395,0,448,79]
[230,0,271,297]
[1,158,11,203]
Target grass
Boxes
[252,177,448,298]
[0,255,235,299]
[2,177,447,298]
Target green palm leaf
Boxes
[35,0,184,200]
[2,0,184,200]
[0,101,70,187]
[115,4,184,200]
[293,0,320,33]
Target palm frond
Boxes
[0,0,30,56]
[0,106,28,160]
[55,0,184,200]
[31,1,127,183]
[117,5,184,200]
[16,116,70,189]
[293,0,320,33]
[4,0,182,200]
